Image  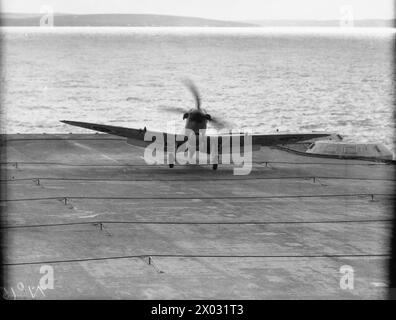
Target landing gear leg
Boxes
[210,143,219,171]
[167,148,175,169]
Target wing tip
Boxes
[60,120,73,125]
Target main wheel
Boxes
[169,164,174,168]
[212,164,218,170]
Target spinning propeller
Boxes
[163,79,230,129]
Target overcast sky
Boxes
[1,0,394,20]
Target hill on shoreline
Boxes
[0,13,257,27]
[1,13,394,28]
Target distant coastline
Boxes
[0,13,256,27]
[1,13,394,28]
[244,19,395,28]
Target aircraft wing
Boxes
[61,120,340,151]
[60,120,185,148]
[205,132,341,153]
[250,132,341,146]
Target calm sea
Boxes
[1,27,395,153]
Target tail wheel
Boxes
[212,164,218,170]
[169,164,174,168]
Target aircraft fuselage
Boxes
[183,109,211,134]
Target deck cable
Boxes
[2,218,392,229]
[1,160,392,167]
[1,193,394,202]
[3,253,390,266]
[1,176,395,183]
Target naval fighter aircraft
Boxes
[61,80,338,170]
